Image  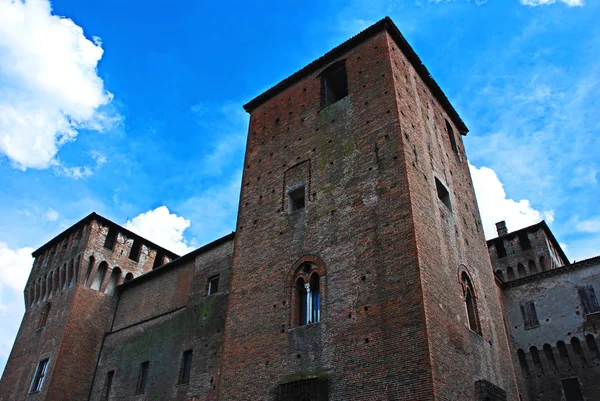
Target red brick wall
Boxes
[220,30,435,400]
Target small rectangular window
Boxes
[208,275,220,295]
[561,378,584,401]
[102,371,114,401]
[276,378,328,401]
[104,227,117,250]
[136,361,149,395]
[518,232,532,250]
[445,120,458,155]
[578,285,600,314]
[434,177,452,211]
[129,240,141,262]
[179,350,193,385]
[29,358,49,393]
[288,185,306,214]
[321,61,348,107]
[520,301,540,329]
[495,239,507,259]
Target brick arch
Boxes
[286,255,327,328]
[456,264,478,298]
[287,254,327,287]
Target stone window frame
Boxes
[458,266,482,335]
[286,255,327,329]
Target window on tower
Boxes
[295,268,321,326]
[320,60,348,108]
[288,185,306,214]
[461,272,481,335]
[435,177,452,211]
[29,358,49,393]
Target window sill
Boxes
[176,382,189,388]
[524,324,541,330]
[288,321,322,331]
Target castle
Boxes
[1,17,598,401]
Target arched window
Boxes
[47,272,53,298]
[571,337,588,367]
[85,256,95,286]
[517,349,530,377]
[557,341,571,367]
[585,334,600,363]
[530,346,543,374]
[528,260,537,274]
[60,264,67,290]
[507,267,516,281]
[90,262,108,291]
[495,270,504,281]
[517,263,527,278]
[37,303,51,329]
[461,272,481,334]
[105,267,122,296]
[543,343,557,370]
[539,256,547,271]
[296,271,321,326]
[124,272,134,282]
[289,257,326,328]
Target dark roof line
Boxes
[32,212,180,259]
[117,232,235,290]
[243,17,468,135]
[502,254,600,288]
[486,220,569,265]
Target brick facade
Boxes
[1,16,595,401]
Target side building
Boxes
[489,221,600,401]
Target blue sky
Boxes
[0,0,597,375]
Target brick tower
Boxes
[218,18,519,400]
[0,213,177,401]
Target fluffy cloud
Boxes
[0,0,117,171]
[576,217,600,233]
[470,163,554,238]
[0,242,34,375]
[124,206,194,256]
[45,208,58,221]
[520,0,584,6]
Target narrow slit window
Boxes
[136,361,149,395]
[435,177,452,211]
[104,227,117,250]
[179,350,193,385]
[445,119,458,154]
[102,371,114,401]
[462,272,481,334]
[129,240,141,262]
[321,61,348,107]
[37,303,51,329]
[288,185,306,214]
[207,275,220,295]
[29,358,49,393]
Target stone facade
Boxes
[0,16,596,401]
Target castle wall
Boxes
[219,30,435,400]
[502,258,600,400]
[386,34,519,401]
[88,237,233,401]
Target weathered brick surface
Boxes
[88,238,233,401]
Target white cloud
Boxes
[470,163,554,238]
[0,242,33,375]
[45,208,58,221]
[0,0,118,171]
[124,206,194,256]
[520,0,584,6]
[576,217,600,233]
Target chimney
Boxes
[495,221,508,237]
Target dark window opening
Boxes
[153,251,165,269]
[495,270,504,281]
[129,240,141,262]
[37,303,51,330]
[207,275,220,295]
[543,344,558,369]
[517,263,527,278]
[571,337,588,367]
[29,358,49,393]
[276,378,328,401]
[124,272,134,282]
[506,266,515,280]
[561,378,584,401]
[102,371,114,401]
[136,361,149,395]
[179,350,193,385]
[321,61,348,108]
[462,273,481,334]
[288,186,306,214]
[530,346,544,374]
[517,349,530,377]
[104,227,117,250]
[495,239,506,259]
[557,341,571,367]
[528,260,538,274]
[578,285,600,314]
[445,120,458,155]
[518,232,532,250]
[520,301,540,329]
[435,177,452,211]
